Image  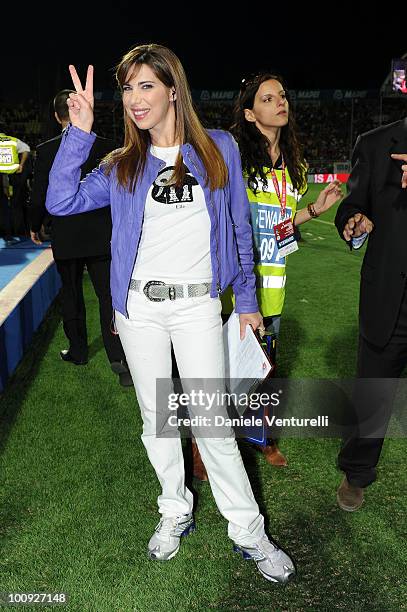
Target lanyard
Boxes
[270,156,287,219]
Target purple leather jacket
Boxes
[45,125,258,317]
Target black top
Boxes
[272,153,283,169]
[28,132,116,259]
[335,117,407,347]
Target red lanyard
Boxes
[270,156,287,219]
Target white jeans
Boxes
[115,286,265,546]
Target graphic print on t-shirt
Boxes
[152,164,199,207]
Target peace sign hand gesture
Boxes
[67,65,94,134]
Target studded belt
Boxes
[130,279,211,302]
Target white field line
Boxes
[310,218,335,226]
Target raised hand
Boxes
[390,153,407,189]
[343,213,374,241]
[67,65,94,133]
[314,179,343,215]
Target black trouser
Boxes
[338,285,407,488]
[55,254,126,364]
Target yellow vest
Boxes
[0,133,20,174]
[222,164,306,316]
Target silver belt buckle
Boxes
[143,280,166,302]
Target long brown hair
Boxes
[104,43,228,191]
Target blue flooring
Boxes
[0,237,52,292]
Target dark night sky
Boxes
[3,8,407,104]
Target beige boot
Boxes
[256,440,288,466]
[337,476,364,511]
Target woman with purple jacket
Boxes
[46,43,295,584]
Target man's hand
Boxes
[30,230,42,245]
[343,213,374,241]
[390,153,407,188]
[239,312,264,340]
[15,164,23,174]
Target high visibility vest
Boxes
[222,164,307,317]
[0,133,20,174]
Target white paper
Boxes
[223,310,272,411]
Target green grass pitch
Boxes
[0,184,405,611]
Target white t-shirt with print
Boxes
[132,144,212,283]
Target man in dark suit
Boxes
[334,117,407,511]
[29,90,132,386]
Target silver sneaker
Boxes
[233,535,296,584]
[148,513,195,561]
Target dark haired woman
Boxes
[221,73,342,459]
[45,46,296,584]
[231,72,341,323]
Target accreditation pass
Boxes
[273,218,299,257]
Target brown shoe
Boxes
[192,439,208,481]
[337,476,364,511]
[255,441,288,466]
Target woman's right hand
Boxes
[67,65,94,134]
